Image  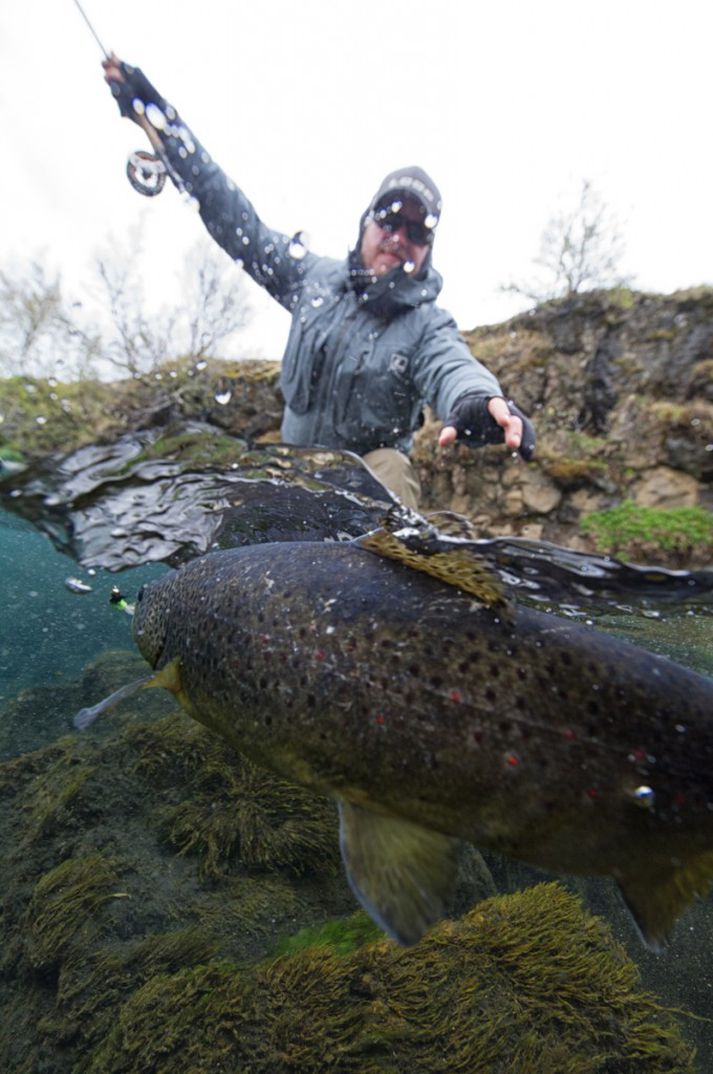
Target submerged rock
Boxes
[0,683,702,1073]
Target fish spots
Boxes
[505,753,520,768]
[314,649,327,662]
[562,728,576,741]
[449,689,463,704]
[375,713,386,725]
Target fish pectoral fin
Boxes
[145,657,192,711]
[617,850,713,951]
[337,799,459,946]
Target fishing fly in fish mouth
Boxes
[104,512,713,952]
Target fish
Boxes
[131,512,713,950]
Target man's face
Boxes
[359,195,433,277]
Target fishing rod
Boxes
[72,0,168,196]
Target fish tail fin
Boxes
[617,850,713,951]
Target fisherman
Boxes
[102,56,536,508]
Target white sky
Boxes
[1,0,711,362]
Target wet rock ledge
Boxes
[1,287,712,566]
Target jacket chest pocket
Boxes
[336,342,417,440]
[365,346,415,416]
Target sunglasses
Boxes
[372,206,434,246]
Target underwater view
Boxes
[1,434,712,1074]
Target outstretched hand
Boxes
[439,397,523,451]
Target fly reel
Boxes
[126,149,167,196]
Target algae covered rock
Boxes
[85,885,695,1074]
[0,693,699,1073]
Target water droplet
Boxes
[48,376,58,387]
[631,785,655,809]
[35,415,47,425]
[132,98,145,116]
[311,296,324,308]
[215,390,232,405]
[242,235,250,245]
[145,103,166,130]
[424,213,438,229]
[288,231,310,259]
[195,360,208,371]
[403,260,415,274]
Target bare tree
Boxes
[0,260,101,379]
[93,228,252,376]
[503,180,632,303]
[0,229,252,381]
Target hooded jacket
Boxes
[150,100,502,455]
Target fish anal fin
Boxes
[337,799,459,946]
[617,850,713,951]
[359,529,506,608]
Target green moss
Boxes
[581,500,713,559]
[646,329,678,342]
[117,430,248,475]
[161,752,339,879]
[546,457,609,484]
[25,756,96,841]
[24,854,119,970]
[650,401,688,424]
[606,286,636,310]
[269,911,382,959]
[125,714,339,879]
[85,884,695,1074]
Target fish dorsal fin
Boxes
[337,799,459,945]
[617,850,713,951]
[423,510,480,539]
[358,507,507,608]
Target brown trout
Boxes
[132,526,713,949]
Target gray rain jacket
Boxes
[156,109,503,455]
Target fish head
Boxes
[132,575,172,668]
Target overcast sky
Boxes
[1,0,711,363]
